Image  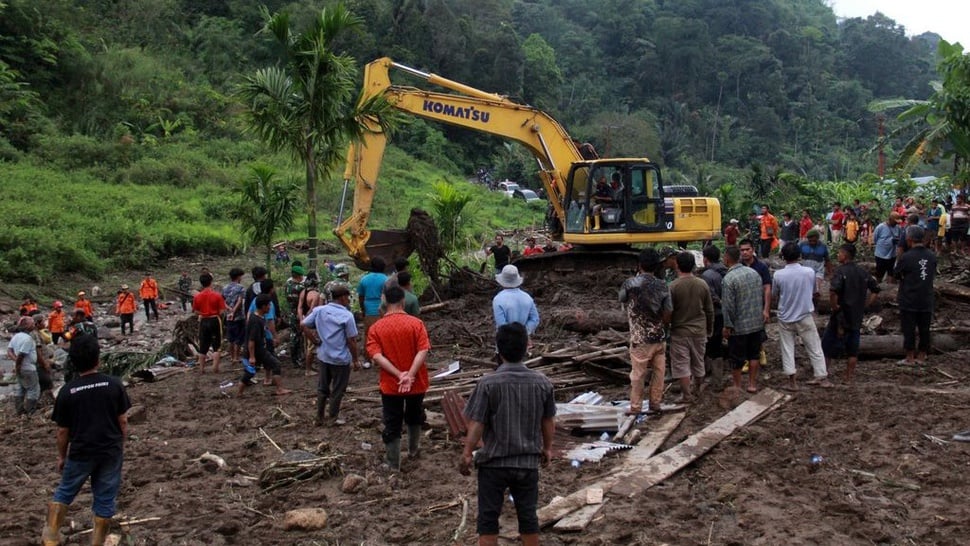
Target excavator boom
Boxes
[335,57,721,269]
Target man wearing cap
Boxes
[492,265,540,337]
[724,219,740,246]
[48,301,66,345]
[658,246,679,284]
[618,248,672,414]
[194,273,227,373]
[325,264,353,304]
[139,272,159,321]
[115,285,136,335]
[74,291,94,321]
[872,211,903,283]
[799,229,831,292]
[285,263,307,369]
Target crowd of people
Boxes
[14,195,953,543]
[737,194,969,259]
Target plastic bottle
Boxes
[759,348,767,366]
[809,454,823,473]
[570,459,581,468]
[599,432,610,442]
[219,380,234,394]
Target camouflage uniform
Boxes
[285,276,306,367]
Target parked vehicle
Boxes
[513,188,541,202]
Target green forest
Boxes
[1,0,968,282]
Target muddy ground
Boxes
[1,251,969,545]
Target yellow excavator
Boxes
[334,57,721,270]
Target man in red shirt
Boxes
[799,209,814,240]
[723,219,740,245]
[829,203,845,244]
[193,273,227,373]
[366,286,431,471]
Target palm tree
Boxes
[233,164,299,272]
[869,40,970,189]
[237,4,392,272]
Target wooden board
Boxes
[538,412,686,528]
[610,389,787,498]
[553,499,607,531]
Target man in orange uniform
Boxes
[115,285,137,335]
[759,204,779,258]
[139,272,159,322]
[74,291,94,320]
[193,273,227,373]
[366,286,431,471]
[48,301,66,344]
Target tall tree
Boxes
[237,4,392,272]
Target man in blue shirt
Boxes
[492,265,540,335]
[303,286,360,426]
[872,212,903,283]
[357,257,389,367]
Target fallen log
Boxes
[855,334,959,358]
[545,309,628,334]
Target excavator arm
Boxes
[334,57,584,266]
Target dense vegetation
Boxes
[0,0,960,281]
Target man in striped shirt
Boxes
[460,322,555,546]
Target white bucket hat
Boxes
[495,265,524,288]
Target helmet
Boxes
[53,300,63,308]
[334,263,350,278]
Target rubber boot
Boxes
[594,213,602,230]
[91,515,111,546]
[385,438,401,471]
[24,397,38,416]
[41,501,68,546]
[521,534,540,546]
[314,395,327,426]
[14,394,25,416]
[407,424,422,459]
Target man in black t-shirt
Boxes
[485,235,512,272]
[894,226,937,366]
[43,334,131,546]
[238,294,291,397]
[822,244,880,382]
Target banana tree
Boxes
[870,40,970,189]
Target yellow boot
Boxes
[593,213,602,230]
[41,501,68,546]
[91,515,111,546]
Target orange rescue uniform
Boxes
[48,309,65,334]
[75,299,94,318]
[116,291,137,314]
[140,278,159,300]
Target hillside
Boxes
[0,0,954,278]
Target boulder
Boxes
[126,405,147,424]
[283,508,328,531]
[341,473,366,494]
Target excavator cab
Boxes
[563,161,667,235]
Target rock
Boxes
[214,520,242,535]
[126,405,147,424]
[423,410,447,428]
[341,473,366,494]
[282,508,328,531]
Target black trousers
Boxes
[120,313,134,334]
[381,393,425,444]
[476,467,540,535]
[317,362,351,418]
[900,310,932,353]
[143,298,158,320]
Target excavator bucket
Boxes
[356,229,414,270]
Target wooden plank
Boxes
[553,499,606,532]
[610,389,788,497]
[538,412,685,528]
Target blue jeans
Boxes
[53,454,123,517]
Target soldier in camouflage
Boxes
[285,264,307,369]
